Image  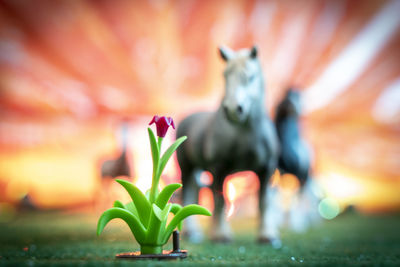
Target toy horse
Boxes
[177,46,279,243]
[275,89,320,232]
[275,89,310,186]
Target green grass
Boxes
[0,211,399,266]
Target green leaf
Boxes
[163,204,211,243]
[112,201,141,229]
[113,200,125,209]
[145,204,172,245]
[125,201,139,218]
[97,207,146,243]
[155,183,182,209]
[145,189,151,200]
[158,136,187,177]
[152,203,172,222]
[152,203,163,221]
[116,179,151,226]
[170,203,183,214]
[170,203,183,230]
[148,127,159,180]
[158,203,172,244]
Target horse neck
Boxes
[247,104,267,129]
[248,83,268,126]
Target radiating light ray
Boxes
[295,0,346,84]
[249,0,276,41]
[271,10,312,88]
[372,77,400,124]
[303,0,400,113]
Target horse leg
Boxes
[299,175,322,227]
[289,184,309,233]
[258,165,281,246]
[210,175,232,242]
[181,167,203,243]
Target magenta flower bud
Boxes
[149,115,176,137]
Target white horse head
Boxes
[219,45,265,124]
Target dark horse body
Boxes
[275,89,310,186]
[274,89,320,232]
[177,46,279,242]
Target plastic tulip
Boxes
[97,116,211,255]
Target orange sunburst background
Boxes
[0,0,399,215]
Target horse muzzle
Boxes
[223,104,248,124]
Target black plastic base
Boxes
[116,250,187,260]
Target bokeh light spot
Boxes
[318,197,340,220]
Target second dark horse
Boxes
[274,89,319,232]
[275,89,311,187]
[176,46,279,243]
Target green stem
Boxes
[140,245,163,255]
[157,137,163,152]
[149,137,164,203]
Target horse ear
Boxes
[219,46,234,61]
[250,46,258,59]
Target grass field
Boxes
[0,211,399,266]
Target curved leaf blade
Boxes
[113,200,125,209]
[163,204,211,243]
[97,207,146,243]
[158,136,187,177]
[145,189,151,200]
[125,201,139,218]
[158,203,172,244]
[116,179,151,226]
[152,203,164,222]
[148,127,159,179]
[170,203,183,230]
[158,203,172,222]
[155,183,182,209]
[170,203,183,214]
[145,204,172,245]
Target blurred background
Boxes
[0,0,399,222]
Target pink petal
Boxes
[149,115,159,125]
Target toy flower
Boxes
[97,116,211,255]
[149,115,175,138]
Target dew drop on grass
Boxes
[291,256,295,261]
[238,246,246,254]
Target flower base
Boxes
[141,245,163,255]
[115,250,187,260]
